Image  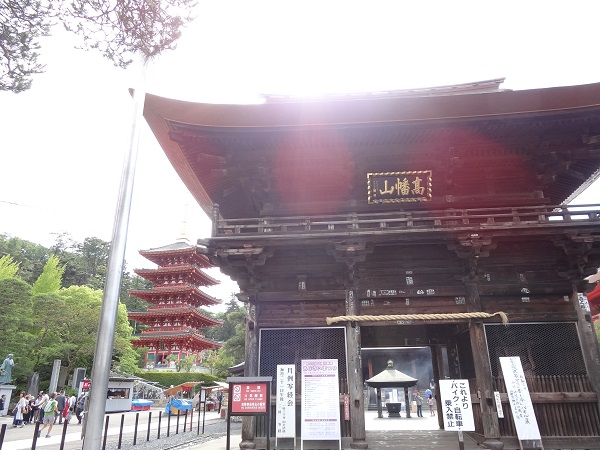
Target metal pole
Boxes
[157,411,162,439]
[82,57,148,450]
[118,414,125,449]
[146,411,152,441]
[133,412,139,445]
[102,416,110,450]
[59,420,69,450]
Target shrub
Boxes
[133,370,221,389]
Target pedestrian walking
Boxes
[75,392,86,424]
[55,390,66,424]
[38,393,59,438]
[12,391,27,427]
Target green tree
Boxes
[77,237,109,289]
[32,255,65,294]
[120,271,152,313]
[203,296,245,342]
[0,254,20,279]
[176,354,197,372]
[0,234,49,283]
[0,0,52,92]
[112,302,139,374]
[220,320,246,364]
[30,286,139,377]
[1,0,197,93]
[0,277,35,383]
[31,292,70,372]
[51,232,89,287]
[56,286,103,374]
[203,348,234,378]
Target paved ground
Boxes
[0,408,226,450]
[0,408,482,450]
[187,411,482,450]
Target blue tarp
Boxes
[165,399,193,415]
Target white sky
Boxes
[1,1,600,303]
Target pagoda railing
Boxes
[211,203,600,238]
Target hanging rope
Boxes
[326,311,509,325]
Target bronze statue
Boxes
[0,354,14,384]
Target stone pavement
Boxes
[0,408,485,450]
[188,411,482,450]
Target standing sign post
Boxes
[276,365,296,448]
[301,359,341,450]
[499,357,543,450]
[226,377,272,450]
[197,388,207,435]
[439,379,475,450]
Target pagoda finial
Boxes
[176,203,190,244]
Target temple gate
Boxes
[143,79,600,449]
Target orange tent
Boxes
[163,381,203,396]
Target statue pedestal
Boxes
[0,385,16,416]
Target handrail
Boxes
[212,203,600,237]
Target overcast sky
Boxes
[1,1,599,302]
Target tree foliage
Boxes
[0,232,147,390]
[203,296,245,342]
[0,0,53,92]
[63,0,196,67]
[31,292,68,370]
[1,0,197,93]
[135,370,219,389]
[0,232,244,389]
[0,277,35,381]
[0,234,49,283]
[31,254,64,294]
[203,348,235,379]
[202,296,246,377]
[176,354,196,372]
[0,254,20,279]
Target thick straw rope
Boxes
[326,311,508,325]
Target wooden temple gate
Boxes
[143,80,600,449]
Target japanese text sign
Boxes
[499,357,541,440]
[301,359,341,441]
[439,379,475,431]
[230,382,268,414]
[276,364,296,438]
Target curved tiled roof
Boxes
[128,286,220,306]
[134,264,219,286]
[143,82,600,218]
[131,330,221,350]
[127,307,222,327]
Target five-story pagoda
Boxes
[128,240,222,368]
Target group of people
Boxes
[9,390,87,438]
[413,389,436,418]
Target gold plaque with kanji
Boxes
[368,171,432,204]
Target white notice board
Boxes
[439,379,475,431]
[276,364,296,438]
[301,359,341,445]
[499,357,541,441]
